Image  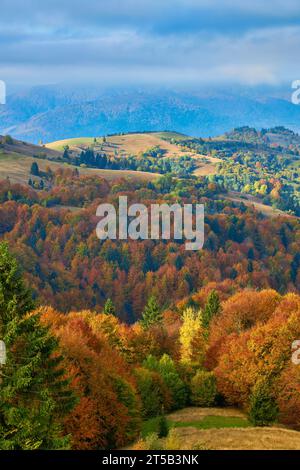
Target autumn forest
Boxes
[1,150,300,450]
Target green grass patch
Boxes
[141,417,163,438]
[141,415,250,437]
[46,137,101,151]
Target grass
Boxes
[173,415,251,430]
[0,151,159,185]
[131,407,300,450]
[46,132,221,178]
[46,137,100,151]
[141,417,162,438]
[46,132,196,159]
[141,414,250,438]
[175,427,300,450]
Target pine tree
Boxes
[158,406,169,438]
[104,298,116,316]
[202,290,221,330]
[249,381,279,426]
[30,162,39,176]
[140,296,162,330]
[0,242,76,449]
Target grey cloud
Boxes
[1,0,300,86]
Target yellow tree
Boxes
[179,308,205,365]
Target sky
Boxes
[1,0,300,88]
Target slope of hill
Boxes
[3,127,300,216]
[46,132,189,156]
[0,134,159,184]
[0,134,60,159]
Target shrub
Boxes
[158,411,169,438]
[143,433,163,450]
[248,381,279,426]
[191,370,217,406]
[136,429,182,450]
[164,429,181,450]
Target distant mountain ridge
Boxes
[1,85,300,144]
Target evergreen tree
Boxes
[158,406,169,438]
[202,290,221,330]
[63,148,70,161]
[140,296,162,330]
[249,381,279,426]
[104,298,116,316]
[0,242,76,449]
[30,162,39,176]
[253,228,263,255]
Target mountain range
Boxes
[1,84,300,144]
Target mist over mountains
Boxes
[1,84,300,143]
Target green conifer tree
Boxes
[158,406,169,438]
[140,296,162,330]
[0,242,76,449]
[202,290,221,330]
[104,298,116,316]
[30,162,39,176]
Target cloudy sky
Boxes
[1,0,300,88]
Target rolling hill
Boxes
[0,134,159,184]
[2,127,300,219]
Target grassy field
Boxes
[46,132,194,158]
[45,132,219,177]
[0,151,159,184]
[193,155,222,176]
[175,426,300,450]
[136,407,300,450]
[141,413,250,438]
[46,137,99,152]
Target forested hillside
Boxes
[1,129,300,450]
[0,170,299,321]
[2,243,300,449]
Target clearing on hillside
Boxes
[134,407,300,450]
[223,191,298,219]
[0,152,159,185]
[46,132,192,157]
[46,132,220,176]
